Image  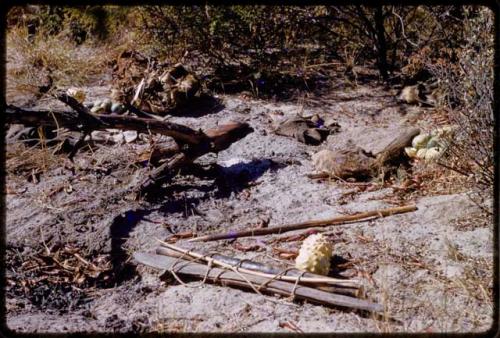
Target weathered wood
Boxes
[6,104,253,192]
[133,252,383,313]
[137,152,190,194]
[155,246,362,297]
[6,105,252,149]
[371,127,420,170]
[6,105,209,146]
[188,204,417,242]
[136,122,253,193]
[156,242,360,287]
[55,92,107,130]
[309,127,420,180]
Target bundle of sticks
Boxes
[133,241,383,313]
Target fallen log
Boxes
[6,104,253,192]
[155,246,362,297]
[6,105,210,147]
[6,105,253,152]
[188,204,417,242]
[133,252,383,313]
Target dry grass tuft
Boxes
[6,26,111,101]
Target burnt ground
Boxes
[4,71,494,333]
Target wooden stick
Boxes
[188,204,417,242]
[155,243,361,288]
[155,246,362,297]
[133,252,383,313]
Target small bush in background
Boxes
[428,6,494,214]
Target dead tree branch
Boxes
[6,105,253,193]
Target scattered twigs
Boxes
[133,252,382,313]
[188,204,417,242]
[156,241,360,288]
[72,253,102,272]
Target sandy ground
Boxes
[5,79,494,333]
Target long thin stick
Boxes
[156,247,362,297]
[133,252,383,313]
[156,240,361,288]
[188,204,417,242]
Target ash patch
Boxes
[5,248,92,314]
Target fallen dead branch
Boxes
[6,105,210,147]
[189,204,417,242]
[6,104,253,193]
[6,106,253,154]
[156,241,360,288]
[133,252,382,313]
[136,122,253,194]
